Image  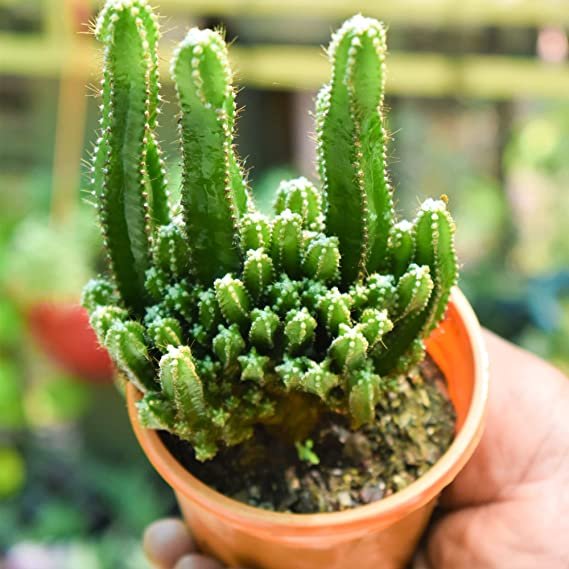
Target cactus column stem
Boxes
[316,16,394,285]
[172,28,250,284]
[93,0,166,312]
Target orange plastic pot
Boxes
[127,288,488,569]
[27,301,114,382]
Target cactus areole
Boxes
[84,2,458,464]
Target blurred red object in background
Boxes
[26,302,113,382]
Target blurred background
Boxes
[1,1,568,567]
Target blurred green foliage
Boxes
[0,299,23,350]
[504,106,569,275]
[1,210,102,306]
[388,100,569,374]
[0,448,26,498]
[0,449,172,567]
[0,360,25,429]
[24,374,90,427]
[0,202,172,567]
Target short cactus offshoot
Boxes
[84,3,458,461]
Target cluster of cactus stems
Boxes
[84,1,458,461]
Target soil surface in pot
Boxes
[162,357,455,513]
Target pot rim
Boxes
[127,287,488,531]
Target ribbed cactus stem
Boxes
[374,200,457,374]
[389,220,415,280]
[284,308,317,354]
[301,360,339,400]
[138,0,170,227]
[213,324,245,368]
[164,283,194,322]
[159,345,207,425]
[196,357,221,383]
[301,280,328,310]
[356,308,393,348]
[243,248,274,301]
[365,273,396,310]
[215,274,251,328]
[348,368,381,427]
[348,282,370,311]
[316,15,394,285]
[145,136,170,226]
[275,177,324,231]
[197,289,222,333]
[137,393,176,430]
[172,28,249,284]
[271,209,303,278]
[147,316,183,352]
[330,324,369,373]
[318,288,353,334]
[249,308,280,351]
[153,220,191,280]
[93,0,165,312]
[302,235,340,282]
[81,277,117,312]
[276,356,309,390]
[413,199,458,331]
[89,305,128,343]
[240,212,272,251]
[394,264,434,319]
[395,338,426,374]
[104,320,156,391]
[238,348,269,383]
[94,0,170,223]
[144,267,168,301]
[267,276,302,315]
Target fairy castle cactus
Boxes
[84,2,458,461]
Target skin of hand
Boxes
[143,331,569,569]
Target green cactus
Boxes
[316,16,394,285]
[172,27,250,284]
[84,4,458,460]
[92,0,170,313]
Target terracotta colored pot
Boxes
[27,301,114,382]
[127,288,488,569]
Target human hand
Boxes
[143,331,569,569]
[414,330,569,568]
[143,518,225,569]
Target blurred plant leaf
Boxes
[0,359,25,429]
[0,298,24,348]
[25,374,90,427]
[2,210,102,306]
[0,447,25,498]
[28,501,88,541]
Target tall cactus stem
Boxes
[172,28,249,284]
[316,16,394,285]
[93,0,167,312]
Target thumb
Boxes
[144,519,196,569]
[419,497,561,569]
